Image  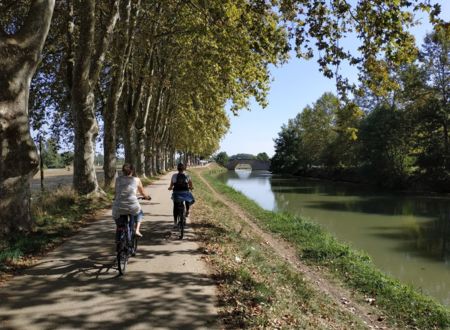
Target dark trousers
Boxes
[173,201,190,223]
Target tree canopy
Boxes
[272,26,450,191]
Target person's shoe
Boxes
[185,211,190,218]
[135,231,143,238]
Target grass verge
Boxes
[197,166,450,329]
[189,168,365,329]
[0,187,112,273]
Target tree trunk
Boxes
[155,146,160,173]
[144,134,153,176]
[169,150,175,169]
[161,149,167,172]
[144,150,152,177]
[135,128,146,176]
[124,124,137,165]
[122,78,146,166]
[135,93,152,176]
[39,135,44,191]
[102,87,119,187]
[71,89,100,194]
[71,0,119,195]
[152,146,158,176]
[103,0,139,188]
[0,0,55,233]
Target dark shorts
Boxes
[114,209,144,224]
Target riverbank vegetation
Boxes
[194,166,450,329]
[271,27,450,192]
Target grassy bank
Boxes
[0,187,112,273]
[189,169,366,329]
[195,166,450,329]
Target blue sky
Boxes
[219,2,450,158]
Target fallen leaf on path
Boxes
[365,297,376,305]
[341,297,350,305]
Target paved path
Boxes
[0,173,218,330]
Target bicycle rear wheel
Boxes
[116,229,128,275]
[117,249,128,275]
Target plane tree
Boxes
[0,0,55,233]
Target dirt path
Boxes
[0,172,218,330]
[196,168,391,330]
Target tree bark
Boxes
[103,0,140,188]
[123,83,137,166]
[156,146,162,173]
[71,0,119,195]
[135,93,152,176]
[122,51,150,167]
[144,133,154,176]
[39,135,44,191]
[152,147,158,175]
[0,0,55,233]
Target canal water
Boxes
[218,170,450,306]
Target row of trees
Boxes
[215,152,270,167]
[0,0,289,232]
[0,0,445,232]
[272,27,450,191]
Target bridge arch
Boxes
[234,163,252,170]
[225,159,270,171]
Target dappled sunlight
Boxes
[0,173,217,328]
[0,215,216,329]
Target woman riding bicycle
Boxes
[168,163,195,226]
[113,163,151,237]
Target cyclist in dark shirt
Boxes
[168,163,195,225]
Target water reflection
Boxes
[234,169,251,179]
[226,170,276,212]
[219,171,450,306]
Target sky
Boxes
[219,2,450,158]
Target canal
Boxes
[218,170,450,306]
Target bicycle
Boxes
[115,196,150,275]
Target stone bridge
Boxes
[225,159,271,171]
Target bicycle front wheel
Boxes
[132,236,138,256]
